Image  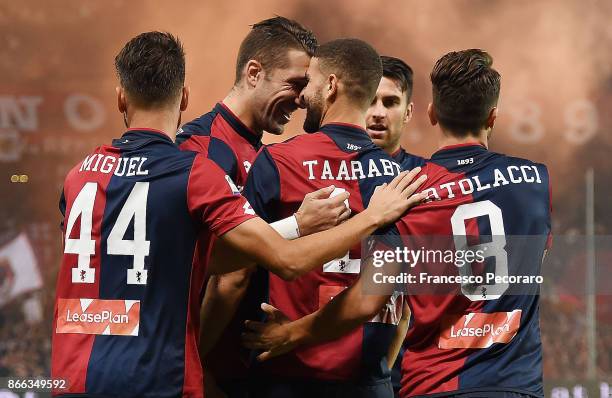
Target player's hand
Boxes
[365,167,427,228]
[242,303,296,361]
[294,185,351,236]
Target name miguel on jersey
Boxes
[78,154,149,176]
[422,163,543,201]
[302,158,402,181]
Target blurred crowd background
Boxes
[1,0,611,394]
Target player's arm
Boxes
[386,297,410,370]
[199,184,351,358]
[198,269,253,359]
[196,149,368,360]
[203,368,227,398]
[211,146,422,279]
[217,170,424,281]
[242,255,398,360]
[206,185,351,275]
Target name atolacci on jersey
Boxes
[422,164,543,201]
[79,154,149,176]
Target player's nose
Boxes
[296,94,306,109]
[372,101,386,118]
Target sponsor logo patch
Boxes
[438,310,521,349]
[56,298,140,336]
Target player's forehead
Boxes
[375,76,405,100]
[268,49,311,81]
[305,56,324,79]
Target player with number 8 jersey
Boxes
[389,142,552,397]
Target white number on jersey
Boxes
[65,182,97,283]
[64,182,151,285]
[450,200,509,301]
[107,182,151,285]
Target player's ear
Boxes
[427,103,437,126]
[116,86,127,114]
[404,102,414,124]
[245,60,264,88]
[326,74,338,102]
[180,86,189,112]
[486,107,498,129]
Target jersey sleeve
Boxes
[242,147,281,223]
[187,154,257,236]
[179,135,239,183]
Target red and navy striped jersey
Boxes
[52,128,256,398]
[392,147,426,171]
[176,102,263,190]
[243,123,405,382]
[381,147,425,394]
[386,143,551,398]
[176,102,263,382]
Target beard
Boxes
[303,91,324,133]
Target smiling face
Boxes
[366,76,413,154]
[251,49,311,135]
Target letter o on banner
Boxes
[65,94,106,132]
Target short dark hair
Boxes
[115,31,185,108]
[315,38,382,106]
[235,16,317,83]
[381,55,414,102]
[430,49,500,135]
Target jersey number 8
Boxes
[450,200,509,301]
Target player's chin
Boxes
[266,122,285,135]
[369,136,386,147]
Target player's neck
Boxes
[127,110,179,141]
[438,129,488,150]
[386,142,402,156]
[321,101,366,130]
[222,91,262,135]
